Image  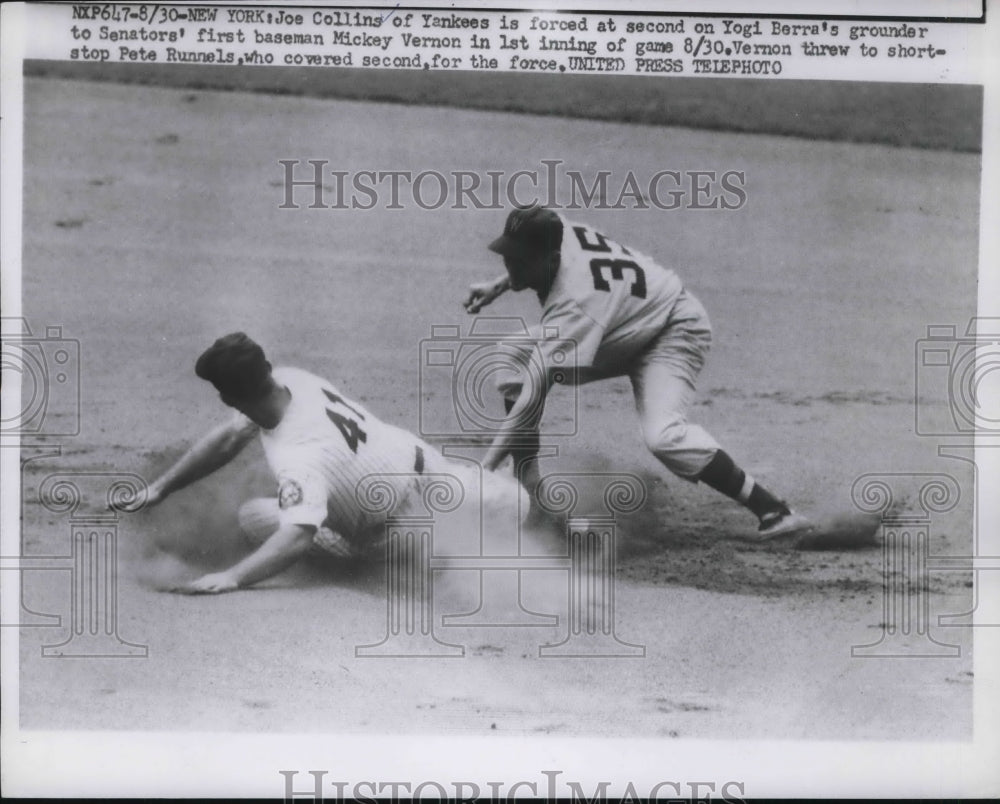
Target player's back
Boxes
[260,366,424,533]
[548,216,685,358]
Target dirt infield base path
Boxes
[19,564,972,738]
[17,78,978,740]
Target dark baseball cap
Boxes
[488,205,563,258]
[195,332,272,399]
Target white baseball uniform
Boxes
[498,215,721,479]
[234,367,524,556]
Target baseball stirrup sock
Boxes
[698,451,784,518]
[697,450,745,498]
[746,483,786,520]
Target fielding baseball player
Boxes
[130,332,524,593]
[464,205,810,539]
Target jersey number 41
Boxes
[323,389,367,453]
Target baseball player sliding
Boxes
[127,333,524,594]
[465,205,810,539]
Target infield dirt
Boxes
[18,77,978,738]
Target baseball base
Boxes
[794,511,882,551]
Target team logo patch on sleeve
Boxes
[278,479,303,509]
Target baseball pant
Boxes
[497,288,720,480]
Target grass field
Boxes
[14,69,981,760]
[26,60,983,151]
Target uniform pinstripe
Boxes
[234,367,526,555]
[233,367,433,538]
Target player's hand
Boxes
[171,571,240,595]
[116,481,167,514]
[463,280,502,314]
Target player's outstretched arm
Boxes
[482,364,551,472]
[174,522,315,594]
[131,418,258,511]
[463,273,511,313]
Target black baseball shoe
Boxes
[756,505,813,541]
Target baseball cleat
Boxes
[756,508,813,541]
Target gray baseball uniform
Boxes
[497,214,720,480]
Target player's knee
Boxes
[642,417,718,480]
[642,414,689,455]
[642,416,702,477]
[310,526,354,559]
[237,497,280,547]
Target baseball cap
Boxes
[195,332,272,399]
[488,205,564,258]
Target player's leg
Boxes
[237,497,353,557]
[630,361,720,479]
[495,329,609,490]
[237,497,282,547]
[631,295,809,537]
[310,524,355,559]
[495,337,545,496]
